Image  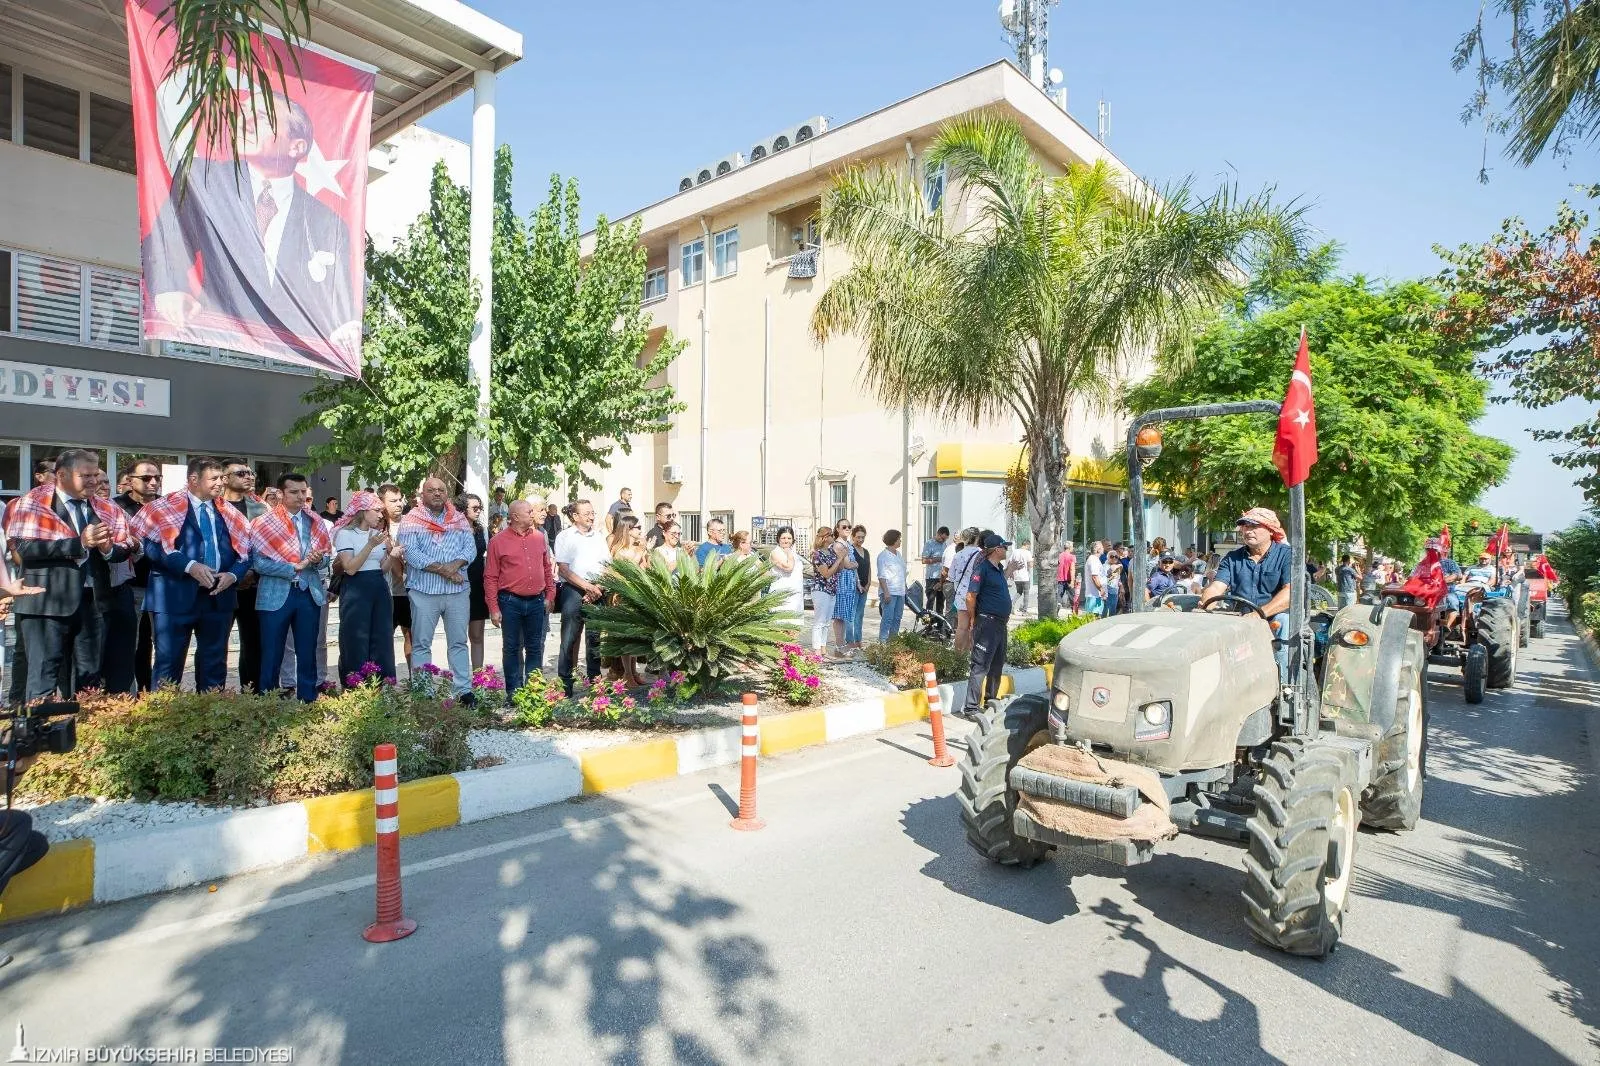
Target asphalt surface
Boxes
[1,604,1597,1064]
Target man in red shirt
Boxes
[485,500,557,695]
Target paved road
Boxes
[2,606,1598,1064]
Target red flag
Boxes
[1402,543,1446,609]
[1440,524,1452,557]
[1535,554,1560,585]
[1486,524,1510,557]
[1273,328,1318,488]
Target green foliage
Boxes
[587,555,793,699]
[509,672,567,728]
[811,113,1306,618]
[288,151,685,491]
[1006,613,1100,666]
[863,632,971,689]
[1125,263,1513,560]
[21,682,477,805]
[1548,510,1600,621]
[1437,193,1600,505]
[1437,502,1532,566]
[769,642,825,705]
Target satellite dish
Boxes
[1049,68,1063,85]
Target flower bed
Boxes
[862,633,970,688]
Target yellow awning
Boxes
[933,443,1126,490]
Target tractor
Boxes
[1378,574,1517,705]
[956,401,1426,957]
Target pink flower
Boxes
[783,665,799,681]
[593,696,611,710]
[621,696,636,709]
[803,676,820,689]
[611,680,625,696]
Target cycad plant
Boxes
[588,555,794,698]
[812,114,1305,617]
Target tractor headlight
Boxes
[1135,700,1172,741]
[1051,690,1070,713]
[1047,690,1070,742]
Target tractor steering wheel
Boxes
[1203,594,1270,620]
[1152,592,1268,620]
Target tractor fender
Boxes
[1320,603,1415,735]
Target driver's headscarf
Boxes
[1239,507,1286,543]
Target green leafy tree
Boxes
[811,114,1305,618]
[1437,192,1600,506]
[1125,262,1514,560]
[1547,509,1600,622]
[588,556,793,699]
[1438,502,1532,565]
[289,148,685,491]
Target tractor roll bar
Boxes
[1125,400,1312,734]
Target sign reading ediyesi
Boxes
[0,359,170,417]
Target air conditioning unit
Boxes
[662,463,684,485]
[713,151,745,177]
[678,176,694,193]
[768,116,828,156]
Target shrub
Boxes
[1006,613,1099,666]
[588,554,793,698]
[863,632,970,689]
[509,672,568,728]
[769,642,824,705]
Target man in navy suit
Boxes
[144,92,360,368]
[140,457,250,691]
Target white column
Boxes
[463,68,495,499]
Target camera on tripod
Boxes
[6,700,78,759]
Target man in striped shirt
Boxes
[399,477,478,698]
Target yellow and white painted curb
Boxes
[0,667,1050,923]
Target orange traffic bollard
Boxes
[924,662,956,767]
[730,693,766,831]
[363,742,417,942]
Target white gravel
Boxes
[18,795,245,843]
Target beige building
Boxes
[581,61,1192,556]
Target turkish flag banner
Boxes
[126,0,374,376]
[1487,524,1511,557]
[1272,328,1318,488]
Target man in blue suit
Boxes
[135,457,251,691]
[251,473,331,702]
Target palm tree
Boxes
[163,1,313,174]
[811,114,1305,618]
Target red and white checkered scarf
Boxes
[131,490,251,557]
[4,484,131,546]
[333,490,382,534]
[398,501,471,540]
[251,505,332,565]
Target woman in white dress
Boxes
[768,526,806,623]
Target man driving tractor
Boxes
[1197,507,1294,679]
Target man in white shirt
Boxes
[876,530,908,642]
[1083,540,1108,616]
[554,499,612,696]
[1008,542,1035,616]
[948,527,983,652]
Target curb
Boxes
[0,667,1051,923]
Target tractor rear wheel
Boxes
[1480,598,1517,689]
[957,695,1052,867]
[1530,617,1545,639]
[1463,643,1487,704]
[1361,636,1427,831]
[1243,739,1359,957]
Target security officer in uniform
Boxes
[957,533,1013,720]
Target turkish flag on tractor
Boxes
[1486,524,1511,557]
[1272,328,1318,488]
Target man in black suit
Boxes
[106,457,164,693]
[7,449,132,702]
[145,92,360,367]
[219,459,267,690]
[4,459,55,707]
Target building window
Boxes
[642,267,667,303]
[679,511,703,542]
[681,238,705,287]
[0,250,11,333]
[923,160,946,213]
[87,269,141,350]
[0,65,12,142]
[919,479,939,546]
[0,443,19,502]
[711,509,735,535]
[21,75,80,160]
[829,482,849,527]
[15,252,82,340]
[89,95,135,174]
[712,227,739,278]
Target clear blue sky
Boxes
[426,0,1593,533]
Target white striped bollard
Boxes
[730,693,766,831]
[924,662,956,767]
[363,742,417,942]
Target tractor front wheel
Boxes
[1480,599,1517,689]
[1463,643,1487,704]
[957,695,1052,867]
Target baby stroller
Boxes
[904,581,953,644]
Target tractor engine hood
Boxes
[1051,612,1279,773]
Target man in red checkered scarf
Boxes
[249,472,333,701]
[3,448,135,700]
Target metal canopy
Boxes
[0,0,523,141]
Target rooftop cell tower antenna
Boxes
[998,0,1061,92]
[1097,96,1109,143]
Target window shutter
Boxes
[15,253,83,341]
[88,268,141,350]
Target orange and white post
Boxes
[730,693,766,831]
[924,662,956,767]
[363,742,417,942]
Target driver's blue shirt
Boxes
[1213,541,1292,608]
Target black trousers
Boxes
[0,808,49,898]
[234,587,261,692]
[962,612,1009,714]
[20,591,105,703]
[101,583,140,695]
[927,579,947,616]
[135,601,154,693]
[556,583,600,695]
[5,624,26,707]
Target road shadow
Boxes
[898,795,1079,925]
[0,795,803,1064]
